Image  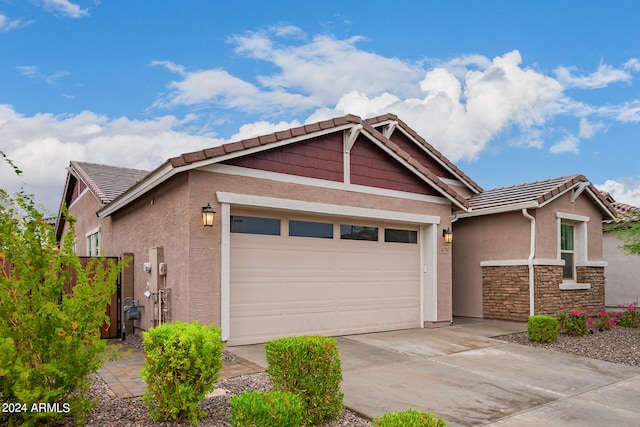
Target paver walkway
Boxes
[97,345,263,398]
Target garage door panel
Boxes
[229,218,421,345]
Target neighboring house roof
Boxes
[55,161,149,239]
[97,114,474,218]
[604,201,640,230]
[69,161,150,205]
[456,175,617,219]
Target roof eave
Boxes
[455,200,541,219]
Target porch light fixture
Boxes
[442,227,453,243]
[201,203,216,227]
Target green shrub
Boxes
[373,408,449,427]
[140,321,224,424]
[265,335,344,425]
[556,308,589,336]
[528,315,558,342]
[0,190,125,426]
[229,390,303,427]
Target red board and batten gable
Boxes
[224,132,344,182]
[223,126,444,196]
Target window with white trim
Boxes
[86,228,100,257]
[560,223,575,280]
[556,212,589,284]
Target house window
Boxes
[384,228,418,244]
[230,215,281,235]
[289,220,333,239]
[86,229,100,257]
[340,224,378,241]
[560,223,575,280]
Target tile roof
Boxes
[604,201,639,229]
[465,175,616,216]
[169,115,362,168]
[158,114,471,210]
[69,161,149,205]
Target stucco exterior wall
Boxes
[97,167,454,333]
[603,232,640,307]
[101,173,191,332]
[65,188,108,256]
[453,191,607,319]
[535,191,605,260]
[452,211,531,317]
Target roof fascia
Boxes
[97,162,176,218]
[392,124,482,195]
[358,128,468,211]
[537,181,616,219]
[97,123,356,218]
[584,187,617,220]
[455,200,541,219]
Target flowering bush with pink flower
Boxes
[587,310,618,331]
[556,309,589,336]
[616,303,640,328]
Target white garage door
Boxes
[228,212,421,345]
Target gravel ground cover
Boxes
[23,327,640,426]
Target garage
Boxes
[227,211,422,345]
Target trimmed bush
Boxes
[528,315,558,342]
[265,335,344,425]
[229,390,303,427]
[140,321,224,424]
[617,303,640,328]
[373,408,449,427]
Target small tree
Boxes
[605,207,640,255]
[0,156,125,426]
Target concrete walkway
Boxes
[97,346,263,398]
[228,318,640,427]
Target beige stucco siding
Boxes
[603,232,640,306]
[534,192,605,260]
[96,168,453,333]
[65,188,107,256]
[452,211,531,318]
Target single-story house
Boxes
[602,200,640,307]
[452,176,616,321]
[55,113,616,344]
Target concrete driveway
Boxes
[228,318,640,426]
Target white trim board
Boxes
[216,192,442,225]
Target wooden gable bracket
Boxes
[343,124,363,184]
[571,182,590,203]
[344,124,363,153]
[382,121,398,139]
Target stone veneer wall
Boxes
[483,265,606,321]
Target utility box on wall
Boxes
[147,247,164,293]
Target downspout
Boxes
[521,209,536,316]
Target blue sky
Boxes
[2,0,640,214]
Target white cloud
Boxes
[230,120,303,141]
[43,0,89,18]
[596,179,640,207]
[0,14,25,32]
[0,104,223,214]
[578,118,605,139]
[17,65,70,84]
[555,63,632,89]
[549,134,580,154]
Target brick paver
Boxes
[98,346,263,398]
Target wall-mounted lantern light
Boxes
[442,227,453,244]
[201,203,216,227]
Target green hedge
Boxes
[229,390,303,427]
[528,315,558,343]
[140,321,224,424]
[373,408,449,427]
[265,335,344,425]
